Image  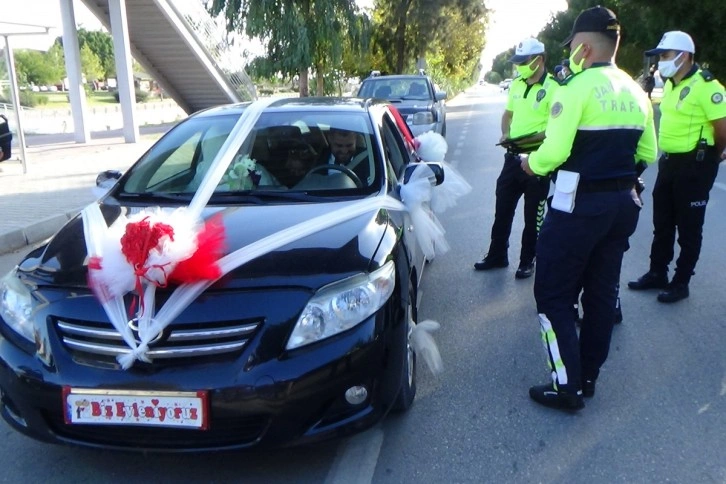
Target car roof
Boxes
[192,97,377,119]
[362,74,429,82]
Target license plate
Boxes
[63,387,209,430]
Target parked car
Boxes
[0,97,445,452]
[357,74,447,137]
[499,78,513,91]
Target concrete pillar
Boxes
[108,0,139,143]
[59,0,90,143]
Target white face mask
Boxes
[658,52,684,78]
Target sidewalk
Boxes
[0,133,164,255]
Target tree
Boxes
[80,44,104,83]
[370,0,487,76]
[208,0,367,97]
[426,4,487,91]
[14,49,64,86]
[78,29,116,79]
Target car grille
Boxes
[45,412,270,449]
[54,317,261,365]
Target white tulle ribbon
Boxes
[399,164,449,260]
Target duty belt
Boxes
[578,177,636,193]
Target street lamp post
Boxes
[0,21,53,174]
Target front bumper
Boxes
[0,309,406,452]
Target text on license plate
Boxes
[63,387,209,430]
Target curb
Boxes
[0,208,82,256]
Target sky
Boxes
[480,0,568,71]
[4,0,568,72]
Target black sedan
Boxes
[0,97,446,451]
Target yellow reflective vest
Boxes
[529,63,658,179]
[658,66,726,153]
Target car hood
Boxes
[19,199,392,291]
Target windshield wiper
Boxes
[116,192,193,201]
[209,191,330,203]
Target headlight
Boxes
[0,270,37,343]
[412,112,434,125]
[286,261,396,350]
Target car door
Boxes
[377,110,427,280]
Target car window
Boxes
[359,78,432,101]
[380,113,410,179]
[121,111,382,197]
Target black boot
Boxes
[474,254,508,271]
[582,379,596,398]
[627,271,668,290]
[515,259,535,279]
[657,282,689,303]
[529,384,584,412]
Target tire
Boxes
[392,286,417,412]
[440,122,447,138]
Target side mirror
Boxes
[93,170,122,198]
[96,170,122,189]
[403,162,445,186]
[435,91,447,101]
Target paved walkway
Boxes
[0,133,164,255]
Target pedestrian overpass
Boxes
[60,0,256,143]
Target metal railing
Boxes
[167,0,258,102]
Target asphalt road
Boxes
[0,84,724,483]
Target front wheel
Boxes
[440,122,446,138]
[392,287,417,412]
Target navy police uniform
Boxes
[629,60,726,300]
[524,6,658,410]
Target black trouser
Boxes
[487,152,550,264]
[536,188,640,390]
[649,148,720,284]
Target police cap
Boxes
[561,6,620,47]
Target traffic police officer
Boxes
[474,37,556,279]
[628,31,726,303]
[520,6,658,411]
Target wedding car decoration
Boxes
[82,98,468,372]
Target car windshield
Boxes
[119,110,382,200]
[358,78,432,101]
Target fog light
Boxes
[344,385,368,405]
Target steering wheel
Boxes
[304,164,364,188]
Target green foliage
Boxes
[18,91,49,107]
[208,0,367,96]
[113,89,150,103]
[14,49,64,86]
[484,71,502,84]
[370,0,488,95]
[72,29,116,79]
[80,44,104,81]
[501,0,726,80]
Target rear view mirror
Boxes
[435,91,447,101]
[403,162,445,186]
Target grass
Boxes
[33,91,164,109]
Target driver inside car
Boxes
[318,128,370,184]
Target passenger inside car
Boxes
[282,140,318,188]
[407,82,427,97]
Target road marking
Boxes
[454,149,462,158]
[325,426,384,484]
[713,182,726,192]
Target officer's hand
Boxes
[520,155,535,176]
[720,148,726,160]
[499,133,509,143]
